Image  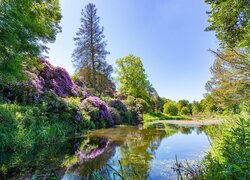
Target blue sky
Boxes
[47,0,218,102]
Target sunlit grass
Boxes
[143,112,191,122]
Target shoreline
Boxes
[151,119,221,125]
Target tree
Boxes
[205,0,250,48]
[205,49,250,113]
[115,55,151,102]
[0,0,62,83]
[149,87,161,112]
[163,102,178,116]
[72,3,110,92]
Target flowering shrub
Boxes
[108,100,127,112]
[39,58,79,97]
[81,96,113,128]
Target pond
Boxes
[0,123,215,179]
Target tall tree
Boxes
[72,3,110,91]
[0,0,62,83]
[115,55,151,102]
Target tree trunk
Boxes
[90,8,96,92]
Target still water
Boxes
[63,123,212,180]
[0,123,213,179]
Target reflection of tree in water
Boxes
[119,125,173,179]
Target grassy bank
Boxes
[143,112,191,122]
[0,101,93,152]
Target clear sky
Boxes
[47,0,218,102]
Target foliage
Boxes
[0,97,94,152]
[205,0,250,48]
[180,107,190,115]
[163,102,178,116]
[115,55,151,103]
[177,99,191,115]
[108,100,127,112]
[149,87,162,112]
[39,58,80,98]
[72,3,111,91]
[143,112,190,122]
[206,49,250,113]
[174,113,250,179]
[74,68,115,97]
[108,100,133,124]
[123,95,150,114]
[0,0,62,83]
[0,58,86,104]
[81,96,113,128]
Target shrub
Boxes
[81,96,113,128]
[109,107,122,125]
[180,107,190,115]
[0,58,88,104]
[108,100,133,124]
[163,102,178,116]
[108,100,127,112]
[39,58,79,97]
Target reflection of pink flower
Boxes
[78,138,110,161]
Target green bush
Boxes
[180,107,190,115]
[163,102,178,116]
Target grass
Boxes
[143,112,191,122]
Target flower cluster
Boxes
[81,96,110,120]
[25,70,45,94]
[39,58,79,97]
[108,100,127,112]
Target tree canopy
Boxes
[205,0,250,48]
[0,0,62,83]
[206,49,250,113]
[115,55,151,102]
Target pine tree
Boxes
[72,3,110,91]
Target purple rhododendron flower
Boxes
[108,100,127,112]
[81,96,113,124]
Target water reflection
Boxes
[0,123,216,179]
[64,123,214,179]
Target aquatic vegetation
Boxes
[173,113,250,179]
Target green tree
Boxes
[206,49,250,113]
[163,102,178,116]
[191,100,204,114]
[72,3,111,91]
[205,0,250,48]
[149,87,161,112]
[115,55,151,102]
[0,0,62,83]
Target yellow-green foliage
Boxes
[143,112,190,122]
